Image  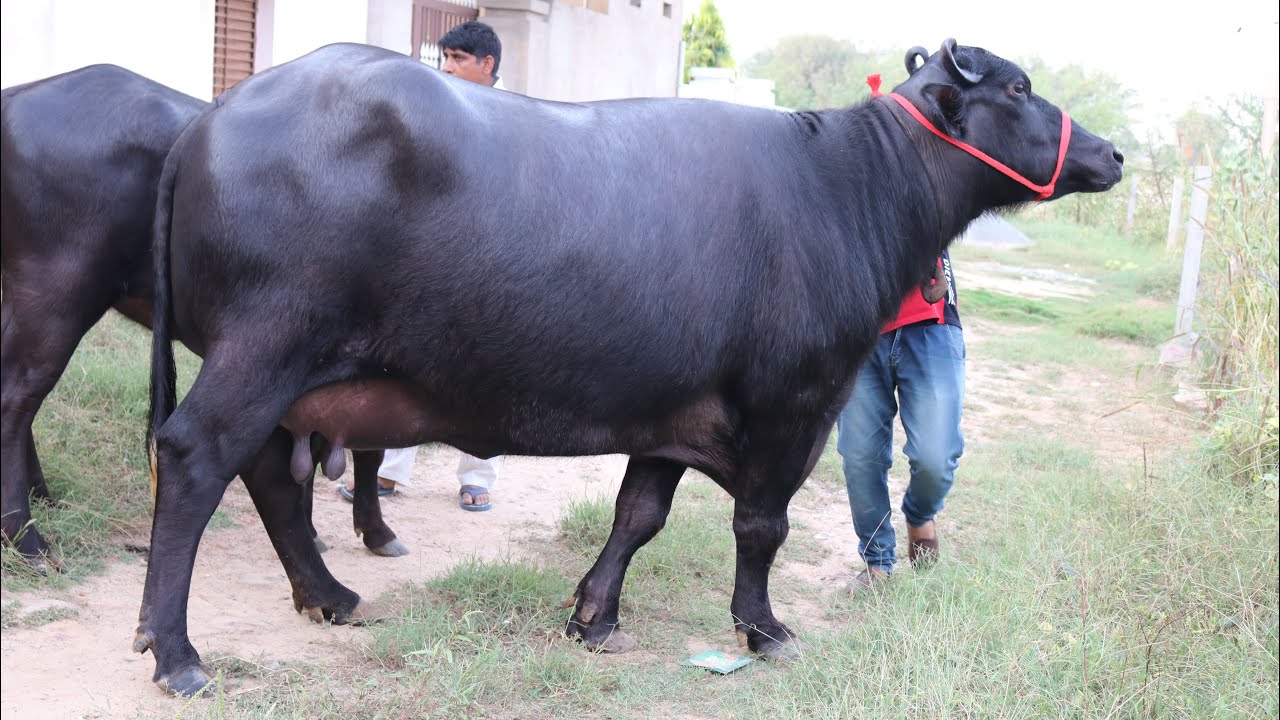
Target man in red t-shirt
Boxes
[836,253,965,592]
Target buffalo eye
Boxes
[1010,82,1029,98]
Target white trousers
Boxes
[377,446,500,490]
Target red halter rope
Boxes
[866,73,1071,201]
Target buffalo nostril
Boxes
[1113,148,1125,164]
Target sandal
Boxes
[337,484,396,503]
[458,485,492,512]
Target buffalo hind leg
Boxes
[135,361,314,697]
[295,438,404,556]
[730,499,800,658]
[295,435,329,553]
[0,301,104,571]
[566,457,684,653]
[243,428,376,623]
[301,476,328,553]
[26,432,52,503]
[351,449,408,557]
[133,414,234,695]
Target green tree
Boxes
[682,0,733,82]
[1017,58,1135,147]
[743,35,901,110]
[1015,58,1139,231]
[1175,108,1231,166]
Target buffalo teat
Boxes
[290,432,314,485]
[321,441,347,480]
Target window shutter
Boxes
[213,0,257,96]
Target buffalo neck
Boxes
[786,101,964,335]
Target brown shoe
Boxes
[908,521,940,568]
[842,566,890,594]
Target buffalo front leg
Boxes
[729,424,831,660]
[566,457,684,653]
[242,428,377,623]
[351,449,407,557]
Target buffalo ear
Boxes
[922,83,966,136]
[941,38,983,84]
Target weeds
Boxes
[1194,149,1279,486]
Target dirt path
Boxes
[0,451,630,719]
[0,267,1191,719]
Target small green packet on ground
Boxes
[683,649,755,674]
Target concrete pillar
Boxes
[1165,176,1185,252]
[1175,166,1212,338]
[477,0,550,97]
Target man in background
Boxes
[339,20,505,512]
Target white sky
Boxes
[688,0,1279,131]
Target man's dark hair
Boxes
[439,21,502,75]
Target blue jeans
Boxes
[836,322,965,572]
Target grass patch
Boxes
[65,437,1280,720]
[972,324,1133,373]
[1073,303,1172,345]
[1,313,200,587]
[964,287,1171,346]
[731,437,1279,720]
[0,599,79,630]
[963,287,1064,324]
[1001,216,1171,275]
[953,216,1180,354]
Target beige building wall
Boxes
[266,0,372,66]
[366,0,415,56]
[1,0,215,100]
[480,0,682,101]
[1,0,680,103]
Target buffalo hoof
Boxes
[306,598,385,626]
[313,537,329,553]
[155,664,217,697]
[369,538,409,557]
[565,600,638,654]
[23,548,65,576]
[9,529,64,575]
[738,628,805,661]
[582,627,637,654]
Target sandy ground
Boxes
[1,450,635,719]
[0,264,1189,719]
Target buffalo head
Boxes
[891,38,1124,202]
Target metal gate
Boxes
[411,0,479,68]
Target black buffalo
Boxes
[137,40,1123,695]
[0,65,403,571]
